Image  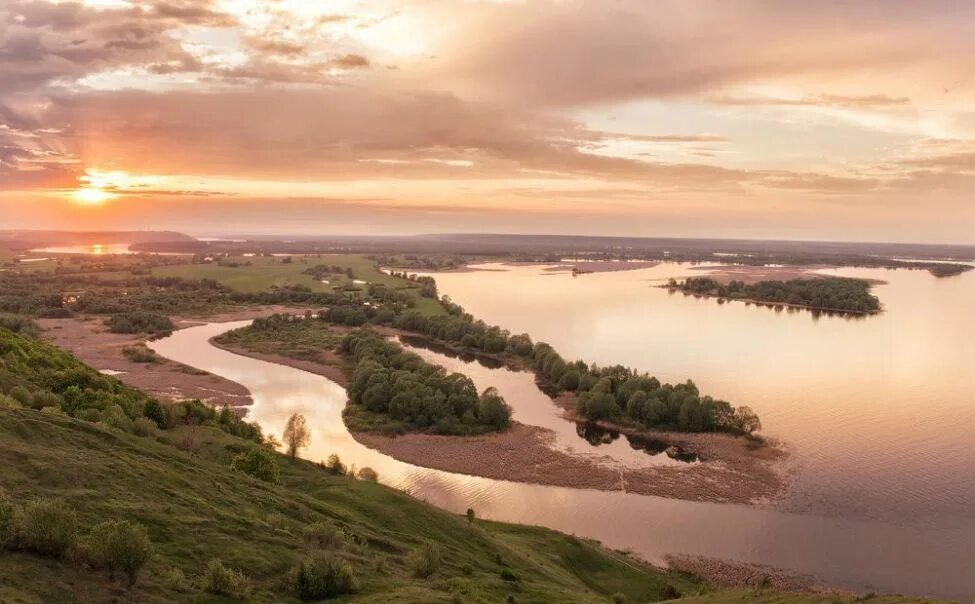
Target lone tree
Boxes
[283,413,311,459]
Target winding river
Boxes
[150,265,975,601]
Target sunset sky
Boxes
[1,0,974,242]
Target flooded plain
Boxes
[149,262,975,599]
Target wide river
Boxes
[151,262,975,600]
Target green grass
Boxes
[0,408,699,602]
[215,319,343,361]
[151,254,445,316]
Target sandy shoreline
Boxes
[216,337,789,505]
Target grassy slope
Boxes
[0,408,700,603]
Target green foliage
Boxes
[342,329,512,435]
[142,398,168,429]
[408,542,442,578]
[302,521,345,550]
[104,311,175,335]
[16,498,78,559]
[291,552,358,600]
[100,404,133,432]
[201,558,250,599]
[231,447,281,483]
[675,276,881,314]
[85,520,152,586]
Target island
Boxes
[667,276,882,315]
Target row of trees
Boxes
[319,293,761,436]
[672,277,881,314]
[341,329,511,434]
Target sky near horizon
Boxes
[1,0,974,243]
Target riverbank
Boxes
[215,332,789,505]
[38,306,308,406]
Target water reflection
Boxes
[576,423,699,463]
[398,335,688,468]
[149,322,975,600]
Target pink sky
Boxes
[1,0,974,242]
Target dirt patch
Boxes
[38,306,307,407]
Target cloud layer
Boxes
[1,0,974,241]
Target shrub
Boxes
[8,386,33,407]
[611,593,627,604]
[201,558,250,599]
[122,346,158,363]
[78,408,102,423]
[105,312,174,335]
[100,404,133,432]
[500,569,520,582]
[356,466,378,482]
[132,417,157,437]
[0,495,15,551]
[231,448,280,483]
[302,521,344,550]
[142,399,168,429]
[17,498,78,558]
[86,520,152,586]
[408,542,442,578]
[162,567,190,591]
[324,453,346,476]
[30,391,62,411]
[291,552,358,600]
[0,394,21,409]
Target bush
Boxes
[356,466,379,482]
[231,448,280,483]
[162,566,190,591]
[302,521,344,550]
[8,386,33,407]
[122,346,158,363]
[142,399,168,429]
[0,394,21,409]
[77,408,102,423]
[408,542,442,578]
[105,312,174,335]
[17,498,78,558]
[201,558,250,599]
[324,453,346,476]
[30,391,62,411]
[100,404,133,432]
[86,520,152,586]
[500,569,520,582]
[0,495,15,551]
[291,552,358,600]
[132,417,157,437]
[611,593,627,604]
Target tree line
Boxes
[671,276,881,314]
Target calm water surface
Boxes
[149,262,975,599]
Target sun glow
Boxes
[72,187,117,205]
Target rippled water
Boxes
[150,305,975,599]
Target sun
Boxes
[72,186,117,205]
